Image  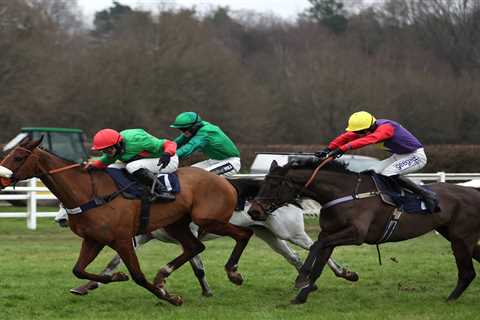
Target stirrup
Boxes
[150,192,175,202]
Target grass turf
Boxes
[0,216,479,320]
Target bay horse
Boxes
[0,138,253,306]
[248,159,480,304]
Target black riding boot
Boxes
[132,168,175,202]
[396,175,438,212]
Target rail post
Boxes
[26,178,38,230]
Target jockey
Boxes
[170,112,241,176]
[89,128,179,201]
[315,111,437,212]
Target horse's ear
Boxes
[26,136,44,150]
[269,160,279,172]
[19,136,32,147]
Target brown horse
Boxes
[248,159,480,304]
[0,138,253,306]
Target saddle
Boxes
[369,172,438,214]
[105,168,180,199]
[106,168,181,234]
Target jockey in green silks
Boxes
[170,112,241,176]
[90,128,179,201]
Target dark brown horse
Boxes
[0,138,253,306]
[248,159,480,304]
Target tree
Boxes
[303,0,349,33]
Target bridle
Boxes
[1,146,99,207]
[252,157,333,215]
[2,146,81,183]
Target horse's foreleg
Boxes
[114,239,183,306]
[70,234,153,295]
[447,239,476,301]
[154,219,205,289]
[292,247,334,304]
[189,255,213,297]
[72,239,128,284]
[201,221,253,285]
[473,244,480,264]
[296,225,364,289]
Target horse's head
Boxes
[248,160,300,221]
[0,137,43,188]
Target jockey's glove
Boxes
[328,148,344,158]
[157,153,171,169]
[314,148,331,159]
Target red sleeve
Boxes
[163,140,177,156]
[342,124,395,151]
[328,131,360,150]
[91,159,107,169]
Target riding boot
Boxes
[395,175,438,212]
[132,168,175,202]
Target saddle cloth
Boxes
[106,168,180,199]
[370,172,436,214]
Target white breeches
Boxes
[369,148,427,176]
[108,155,179,174]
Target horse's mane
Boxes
[37,146,79,165]
[288,158,354,174]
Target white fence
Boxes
[0,178,58,230]
[2,172,480,230]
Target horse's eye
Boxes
[14,156,24,161]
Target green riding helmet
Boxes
[170,112,202,129]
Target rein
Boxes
[304,157,333,189]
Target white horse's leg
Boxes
[189,255,213,297]
[251,227,303,270]
[70,234,152,295]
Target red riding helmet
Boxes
[91,129,123,151]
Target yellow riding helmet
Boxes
[345,111,376,132]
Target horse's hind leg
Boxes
[200,221,253,285]
[72,239,129,284]
[70,234,153,295]
[154,218,206,289]
[114,239,183,306]
[447,239,476,301]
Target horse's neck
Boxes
[36,150,98,207]
[309,171,363,204]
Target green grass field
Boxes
[0,216,479,320]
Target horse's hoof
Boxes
[290,297,306,305]
[168,294,184,306]
[342,271,359,282]
[227,271,243,285]
[111,272,129,282]
[225,265,243,285]
[294,275,310,289]
[69,281,98,295]
[69,287,89,295]
[202,290,213,297]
